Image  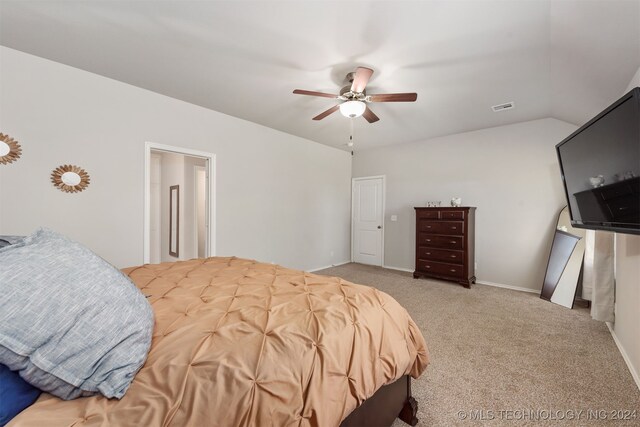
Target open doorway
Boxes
[144,142,216,264]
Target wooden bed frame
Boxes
[339,376,418,427]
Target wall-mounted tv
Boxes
[556,87,640,235]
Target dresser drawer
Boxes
[417,220,464,235]
[416,260,464,279]
[417,233,464,249]
[416,209,440,219]
[441,210,465,220]
[417,247,464,264]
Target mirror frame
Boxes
[51,164,91,193]
[0,133,22,165]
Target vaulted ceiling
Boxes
[1,1,638,150]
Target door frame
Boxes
[149,152,162,263]
[143,141,217,264]
[193,165,207,258]
[351,175,386,266]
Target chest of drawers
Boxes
[413,207,476,288]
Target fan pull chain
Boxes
[349,118,354,155]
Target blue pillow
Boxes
[0,364,40,426]
[0,228,154,400]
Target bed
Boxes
[9,257,429,427]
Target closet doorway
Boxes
[144,142,216,264]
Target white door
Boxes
[352,177,384,266]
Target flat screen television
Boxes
[556,87,640,235]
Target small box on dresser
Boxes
[414,207,476,288]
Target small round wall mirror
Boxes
[0,133,22,165]
[51,165,90,193]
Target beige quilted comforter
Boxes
[11,257,429,427]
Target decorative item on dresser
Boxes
[413,207,476,288]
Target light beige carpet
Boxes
[316,263,640,426]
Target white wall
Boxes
[352,118,578,291]
[612,69,640,388]
[0,47,352,271]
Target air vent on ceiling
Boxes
[491,102,514,112]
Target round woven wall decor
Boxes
[0,133,22,165]
[51,164,91,193]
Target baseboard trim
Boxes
[308,260,351,273]
[382,265,414,273]
[380,265,540,294]
[475,280,539,294]
[606,322,640,391]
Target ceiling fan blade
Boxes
[362,106,380,123]
[312,105,340,120]
[350,67,374,93]
[368,93,418,102]
[293,89,339,99]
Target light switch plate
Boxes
[390,215,398,222]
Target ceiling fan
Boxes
[293,67,417,123]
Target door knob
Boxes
[377,225,382,229]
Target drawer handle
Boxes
[426,239,431,242]
[450,240,457,244]
[426,266,431,269]
[451,226,457,230]
[450,255,456,258]
[426,225,432,228]
[450,269,456,272]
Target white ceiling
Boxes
[1,1,639,150]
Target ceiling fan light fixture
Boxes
[293,67,417,123]
[339,100,366,118]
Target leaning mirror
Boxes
[0,133,22,165]
[540,206,587,308]
[51,165,91,193]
